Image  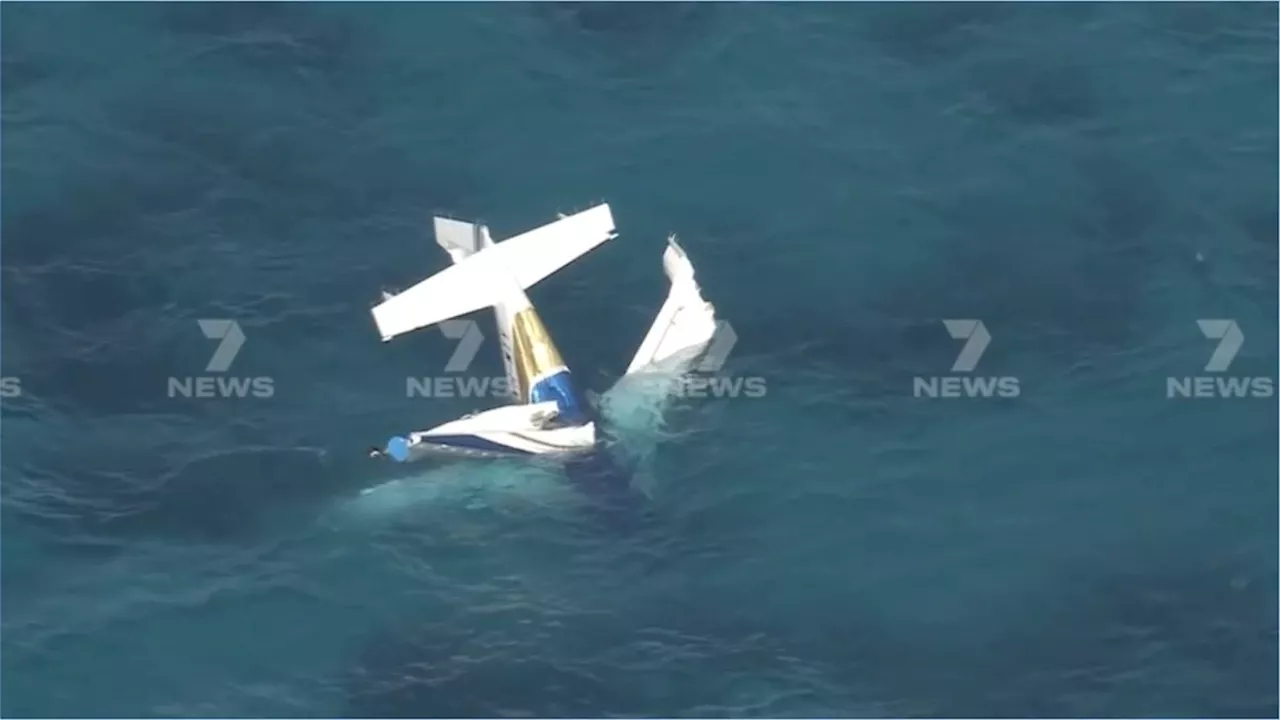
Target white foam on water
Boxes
[331,457,579,526]
[597,371,687,454]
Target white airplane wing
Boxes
[371,204,616,342]
[625,236,718,375]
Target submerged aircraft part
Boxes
[367,201,720,517]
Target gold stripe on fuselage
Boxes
[511,307,566,400]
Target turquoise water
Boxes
[2,3,1277,717]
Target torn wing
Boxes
[624,236,718,376]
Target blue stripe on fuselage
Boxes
[384,434,536,461]
[422,434,537,455]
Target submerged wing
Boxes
[625,236,717,375]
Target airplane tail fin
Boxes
[372,204,616,342]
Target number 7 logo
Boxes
[440,319,484,372]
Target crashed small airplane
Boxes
[368,203,718,462]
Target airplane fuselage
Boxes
[369,204,717,520]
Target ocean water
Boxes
[2,2,1277,717]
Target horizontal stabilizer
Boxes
[434,216,491,262]
[372,204,616,341]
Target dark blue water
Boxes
[3,3,1277,717]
